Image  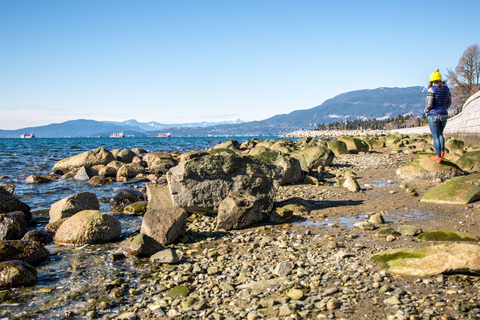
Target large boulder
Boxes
[178,151,209,164]
[252,149,303,185]
[115,149,136,163]
[22,230,54,245]
[74,166,99,181]
[146,183,174,211]
[291,146,335,173]
[109,189,145,214]
[0,188,31,221]
[338,136,369,153]
[0,260,37,288]
[49,192,99,223]
[116,163,145,180]
[0,240,49,265]
[421,174,480,204]
[456,150,480,173]
[327,140,349,155]
[396,155,464,181]
[216,192,263,231]
[140,207,188,245]
[210,140,240,151]
[371,243,480,276]
[0,211,28,240]
[144,152,175,168]
[166,152,282,214]
[54,210,121,245]
[52,147,115,172]
[445,138,465,155]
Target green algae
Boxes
[417,230,477,242]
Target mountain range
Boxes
[0,86,427,138]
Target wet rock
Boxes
[54,210,121,245]
[49,192,99,223]
[21,230,54,244]
[25,174,56,184]
[140,207,187,245]
[109,189,145,214]
[0,189,31,221]
[167,152,282,214]
[114,234,163,257]
[0,240,49,265]
[124,201,148,215]
[0,184,15,195]
[421,174,480,204]
[74,166,98,181]
[0,211,27,240]
[52,147,115,172]
[150,248,180,264]
[0,260,37,288]
[216,192,262,231]
[145,183,173,211]
[45,218,68,233]
[371,243,480,276]
[396,155,464,181]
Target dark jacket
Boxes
[425,84,451,116]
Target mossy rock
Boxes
[365,138,385,149]
[396,155,464,181]
[385,133,404,146]
[456,150,480,172]
[208,148,237,155]
[168,285,190,297]
[421,181,480,204]
[327,140,348,155]
[447,174,480,186]
[338,136,369,153]
[370,243,480,276]
[417,230,477,242]
[124,201,148,215]
[446,138,465,152]
[375,228,401,238]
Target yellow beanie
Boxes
[429,68,442,82]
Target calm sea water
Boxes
[0,136,277,215]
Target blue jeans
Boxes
[428,115,448,157]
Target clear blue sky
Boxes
[0,0,478,130]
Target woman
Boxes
[425,68,451,163]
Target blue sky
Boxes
[0,0,478,130]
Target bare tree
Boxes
[447,44,480,112]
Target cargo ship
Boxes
[20,133,35,138]
[110,132,125,138]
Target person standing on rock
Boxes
[425,68,451,163]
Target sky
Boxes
[0,0,479,130]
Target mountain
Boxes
[0,86,427,138]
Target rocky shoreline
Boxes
[1,134,480,320]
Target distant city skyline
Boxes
[1,0,479,130]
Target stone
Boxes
[74,166,98,181]
[375,228,401,238]
[143,152,175,168]
[179,151,209,164]
[49,192,99,223]
[145,183,174,211]
[291,146,335,172]
[52,147,115,171]
[116,163,145,180]
[368,213,385,225]
[0,184,15,195]
[327,140,349,155]
[273,261,293,276]
[167,152,282,214]
[417,230,477,241]
[326,297,341,310]
[421,174,480,204]
[216,192,263,230]
[54,210,121,245]
[0,260,37,288]
[98,166,117,177]
[383,296,401,305]
[168,284,190,298]
[371,243,480,276]
[116,149,136,163]
[210,140,240,151]
[0,240,49,265]
[0,189,31,221]
[398,225,422,236]
[354,222,375,230]
[140,207,188,245]
[343,175,361,192]
[237,277,288,290]
[269,205,294,223]
[396,155,464,181]
[109,189,145,214]
[252,150,304,185]
[21,230,54,244]
[287,288,304,300]
[114,234,163,257]
[456,150,480,172]
[123,201,148,215]
[25,174,56,184]
[150,248,180,264]
[338,136,370,153]
[0,211,27,240]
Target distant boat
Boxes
[110,132,125,138]
[20,133,35,138]
[156,133,171,138]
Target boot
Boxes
[441,151,445,158]
[431,156,442,164]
